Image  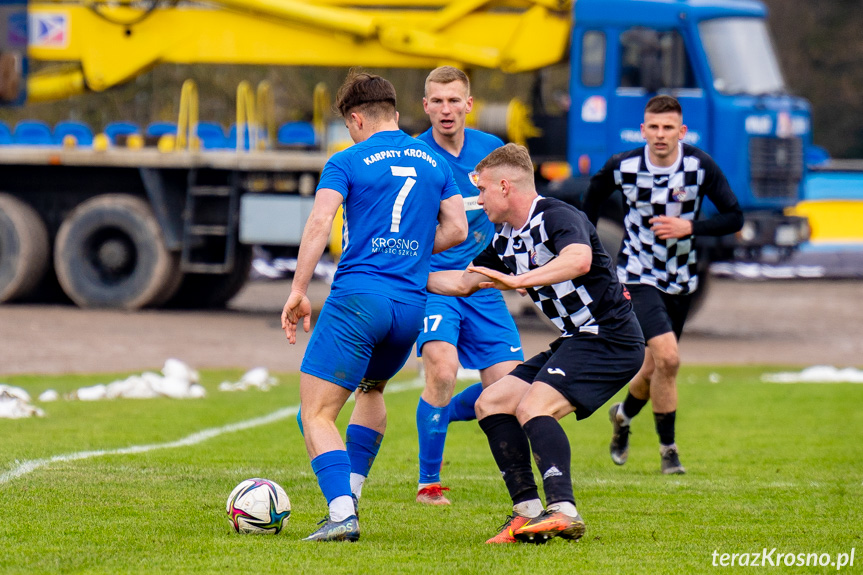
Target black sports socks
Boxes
[479,414,539,504]
[523,415,575,505]
[654,410,677,446]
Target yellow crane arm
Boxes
[26,0,571,101]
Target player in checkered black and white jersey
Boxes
[428,143,644,544]
[583,95,743,474]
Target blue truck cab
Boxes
[555,0,811,257]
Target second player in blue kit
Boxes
[413,67,523,505]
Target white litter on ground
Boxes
[0,385,44,418]
[0,384,32,403]
[219,367,278,391]
[38,389,59,402]
[66,359,206,401]
[761,365,863,384]
[0,376,425,485]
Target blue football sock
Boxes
[310,450,352,504]
[296,407,304,436]
[447,382,482,422]
[417,397,449,484]
[346,424,384,477]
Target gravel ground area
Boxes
[0,277,860,376]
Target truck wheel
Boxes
[147,258,184,307]
[54,194,176,309]
[0,194,50,303]
[167,245,253,309]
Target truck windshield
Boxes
[699,17,786,95]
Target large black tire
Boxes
[167,244,253,309]
[54,194,177,309]
[0,194,50,303]
[148,258,184,307]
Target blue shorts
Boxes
[416,289,523,370]
[301,293,424,391]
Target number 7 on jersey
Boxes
[390,166,417,233]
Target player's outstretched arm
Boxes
[427,269,486,297]
[469,243,591,290]
[432,195,468,254]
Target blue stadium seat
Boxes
[54,121,94,146]
[13,120,54,145]
[196,122,230,149]
[228,123,254,150]
[104,121,141,144]
[0,122,12,145]
[277,121,317,147]
[146,122,178,138]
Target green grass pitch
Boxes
[1,366,861,574]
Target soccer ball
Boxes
[226,478,291,534]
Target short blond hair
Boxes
[475,143,534,178]
[424,66,470,97]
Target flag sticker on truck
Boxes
[30,13,68,48]
[581,95,607,123]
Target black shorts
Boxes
[627,283,693,341]
[510,321,644,420]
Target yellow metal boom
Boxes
[26,0,572,101]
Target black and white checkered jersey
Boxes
[583,143,743,295]
[473,196,640,340]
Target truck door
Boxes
[0,0,27,105]
[566,28,613,178]
[610,27,708,155]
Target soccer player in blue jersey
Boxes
[413,66,523,505]
[281,71,468,542]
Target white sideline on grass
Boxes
[0,377,424,485]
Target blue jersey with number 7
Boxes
[317,130,461,306]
